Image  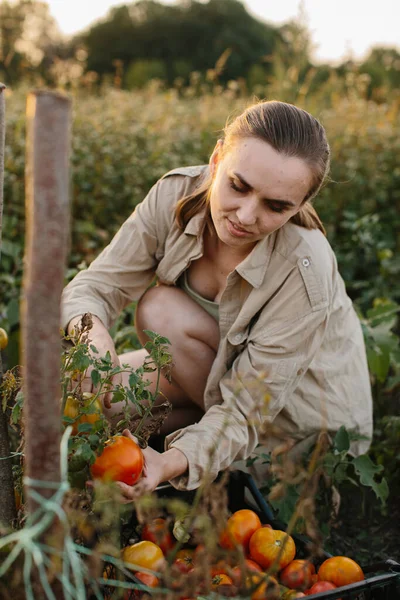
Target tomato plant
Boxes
[249,527,296,570]
[91,435,144,485]
[122,541,164,572]
[63,392,103,435]
[219,509,262,550]
[317,556,364,587]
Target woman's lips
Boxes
[226,218,253,237]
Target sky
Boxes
[46,0,400,65]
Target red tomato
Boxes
[249,527,296,570]
[306,581,337,595]
[220,509,262,550]
[280,559,316,591]
[141,518,174,555]
[173,548,195,573]
[124,572,159,599]
[91,435,144,485]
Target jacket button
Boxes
[234,334,243,343]
[302,258,310,267]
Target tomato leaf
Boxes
[91,369,101,387]
[333,426,350,453]
[352,454,389,506]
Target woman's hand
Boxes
[116,430,189,502]
[67,314,122,409]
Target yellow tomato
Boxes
[0,328,8,350]
[63,392,103,435]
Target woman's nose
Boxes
[236,197,258,226]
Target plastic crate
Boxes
[118,469,400,600]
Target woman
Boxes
[61,100,373,500]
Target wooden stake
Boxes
[22,91,71,515]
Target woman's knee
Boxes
[136,284,219,352]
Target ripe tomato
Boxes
[249,527,296,570]
[211,574,233,588]
[63,392,103,435]
[231,559,262,586]
[306,580,337,595]
[174,548,195,573]
[0,328,8,350]
[317,556,364,587]
[246,573,280,600]
[280,559,316,591]
[122,541,164,572]
[91,435,144,485]
[141,518,174,555]
[220,509,262,550]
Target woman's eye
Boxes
[229,181,246,194]
[268,203,285,214]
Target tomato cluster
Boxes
[105,509,364,600]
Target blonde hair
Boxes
[175,100,330,234]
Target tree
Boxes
[81,0,280,86]
[0,0,61,84]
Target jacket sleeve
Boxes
[165,294,330,491]
[61,177,175,331]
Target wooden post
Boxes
[22,91,71,516]
[0,83,18,527]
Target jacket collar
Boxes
[184,207,277,289]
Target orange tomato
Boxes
[211,574,233,588]
[0,328,8,350]
[280,559,316,591]
[231,559,263,586]
[91,435,144,485]
[141,518,174,555]
[220,509,262,550]
[124,572,159,599]
[246,573,280,600]
[121,541,164,572]
[249,528,296,570]
[63,393,103,435]
[317,556,364,587]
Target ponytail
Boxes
[290,203,326,235]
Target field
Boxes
[0,77,400,596]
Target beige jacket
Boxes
[61,166,373,490]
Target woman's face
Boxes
[208,137,314,256]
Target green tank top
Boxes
[178,270,219,322]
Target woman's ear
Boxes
[209,139,223,177]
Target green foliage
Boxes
[125,59,167,89]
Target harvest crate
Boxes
[116,470,400,600]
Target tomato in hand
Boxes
[122,540,164,572]
[91,435,144,485]
[141,518,175,555]
[317,556,364,587]
[249,527,296,570]
[220,509,262,550]
[280,559,316,591]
